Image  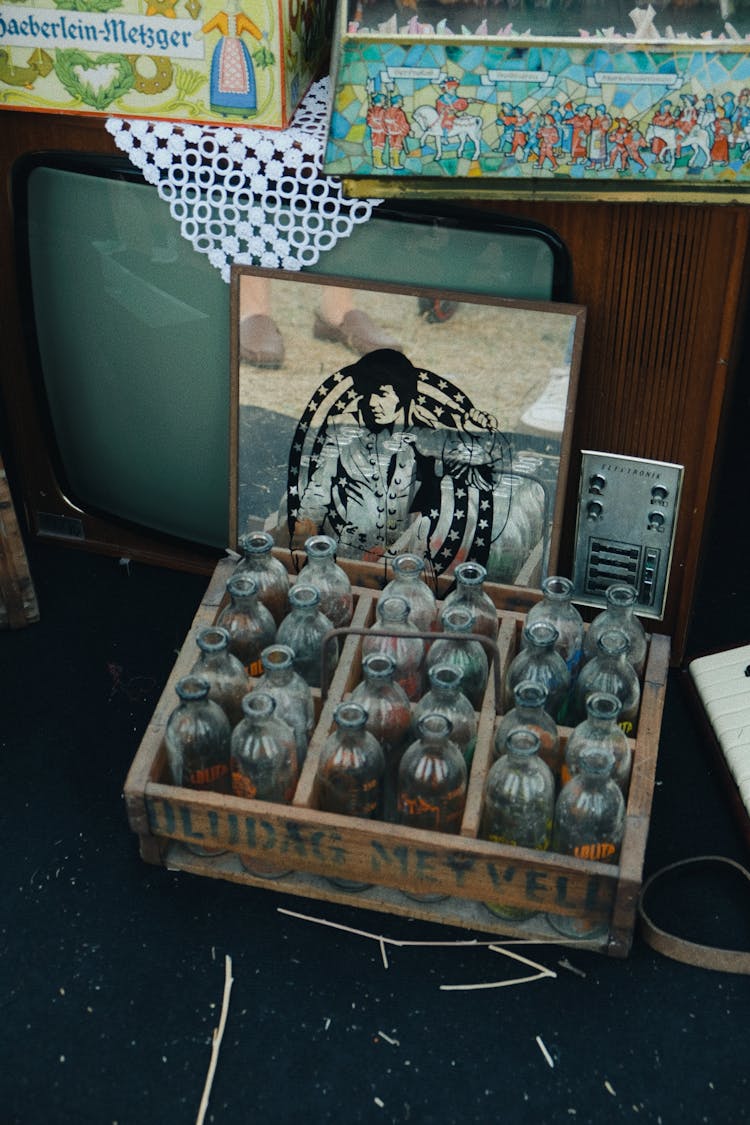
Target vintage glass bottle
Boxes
[426,604,488,710]
[302,534,353,628]
[504,620,570,724]
[439,561,498,639]
[411,663,478,768]
[234,529,290,625]
[379,553,438,634]
[316,701,385,819]
[396,712,468,901]
[503,473,538,554]
[563,691,632,794]
[230,691,299,878]
[252,643,314,767]
[165,674,231,856]
[512,455,547,547]
[350,652,413,821]
[316,701,385,890]
[362,594,426,701]
[573,626,641,734]
[215,572,276,678]
[190,624,249,728]
[547,745,625,940]
[480,728,555,921]
[486,477,529,584]
[494,679,561,782]
[583,583,648,679]
[523,576,585,685]
[276,583,337,689]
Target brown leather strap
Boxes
[638,856,750,974]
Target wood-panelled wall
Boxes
[494,198,750,661]
[1,110,748,659]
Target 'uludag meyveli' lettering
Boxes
[147,799,347,864]
[553,873,609,913]
[207,810,221,842]
[414,849,440,884]
[146,799,612,911]
[444,854,477,885]
[179,805,206,842]
[485,862,551,903]
[369,844,441,882]
[371,843,478,885]
[370,841,410,875]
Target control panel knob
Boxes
[651,485,669,503]
[647,511,665,531]
[589,473,606,495]
[587,500,603,521]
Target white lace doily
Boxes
[106,78,381,283]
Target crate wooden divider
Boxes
[124,554,669,957]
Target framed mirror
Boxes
[230,265,585,589]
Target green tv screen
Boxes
[18,156,568,553]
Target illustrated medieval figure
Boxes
[366,92,388,168]
[569,104,592,165]
[383,93,410,169]
[536,115,560,171]
[436,76,469,133]
[587,105,612,170]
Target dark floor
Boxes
[3,374,750,1124]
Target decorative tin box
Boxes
[323,0,750,197]
[0,0,333,127]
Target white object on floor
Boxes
[688,643,750,814]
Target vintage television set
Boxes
[1,109,749,660]
[1,110,570,575]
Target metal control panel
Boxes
[571,452,684,620]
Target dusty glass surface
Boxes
[231,266,585,587]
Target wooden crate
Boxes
[0,460,39,629]
[124,556,669,957]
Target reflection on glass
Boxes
[233,269,583,588]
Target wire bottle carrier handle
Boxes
[319,626,503,715]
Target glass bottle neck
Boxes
[515,700,545,719]
[363,671,396,690]
[378,604,410,626]
[266,666,294,685]
[541,576,574,603]
[526,636,556,653]
[604,604,633,626]
[230,591,259,611]
[197,651,231,669]
[586,715,618,734]
[506,749,536,771]
[578,772,610,791]
[392,556,425,583]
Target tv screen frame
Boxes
[2,125,572,575]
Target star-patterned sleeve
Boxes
[296,428,343,528]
